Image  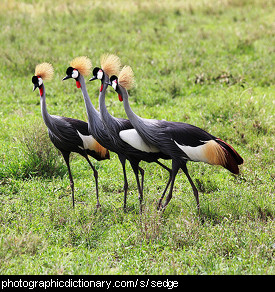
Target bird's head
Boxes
[108,75,123,102]
[89,67,105,92]
[108,66,135,102]
[32,75,43,95]
[89,54,121,91]
[89,67,104,81]
[32,75,43,91]
[63,56,92,89]
[32,63,54,96]
[63,66,81,88]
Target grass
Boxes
[0,0,274,274]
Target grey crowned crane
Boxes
[62,56,133,210]
[62,56,171,211]
[88,54,172,211]
[108,66,244,212]
[32,63,109,209]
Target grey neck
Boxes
[119,84,156,147]
[40,83,53,129]
[78,74,102,133]
[119,85,143,128]
[78,74,100,118]
[99,73,118,130]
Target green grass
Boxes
[0,0,274,274]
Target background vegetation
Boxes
[0,0,274,274]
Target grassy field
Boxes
[0,0,274,274]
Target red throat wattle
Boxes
[100,83,103,92]
[39,87,43,96]
[118,94,123,102]
[76,80,81,88]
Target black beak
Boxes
[89,76,97,82]
[62,75,71,81]
[33,84,39,91]
[105,81,112,86]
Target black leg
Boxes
[138,166,144,194]
[129,161,143,213]
[118,155,128,211]
[155,161,172,210]
[62,151,75,208]
[181,163,200,213]
[84,153,100,210]
[162,160,180,210]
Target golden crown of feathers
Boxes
[70,56,92,76]
[35,63,54,80]
[100,53,121,77]
[118,65,135,90]
[34,55,135,90]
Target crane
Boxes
[88,54,173,211]
[32,63,109,209]
[63,56,172,211]
[108,65,244,212]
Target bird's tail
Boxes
[215,138,243,174]
[203,139,243,174]
[94,141,110,161]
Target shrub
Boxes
[0,120,66,179]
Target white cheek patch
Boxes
[97,70,103,80]
[72,70,79,79]
[38,77,43,86]
[112,81,117,90]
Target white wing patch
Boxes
[119,129,160,153]
[174,140,208,163]
[77,130,97,151]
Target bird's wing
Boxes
[49,116,85,149]
[136,120,216,161]
[62,117,109,159]
[162,121,215,147]
[112,116,133,131]
[119,128,160,153]
[61,116,90,136]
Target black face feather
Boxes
[32,75,40,91]
[32,75,39,85]
[90,67,104,82]
[109,75,120,93]
[66,67,74,76]
[63,67,79,81]
[92,67,100,77]
[109,75,117,83]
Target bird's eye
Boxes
[72,69,79,79]
[97,70,103,80]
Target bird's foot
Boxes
[139,203,144,215]
[157,199,164,211]
[93,202,101,214]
